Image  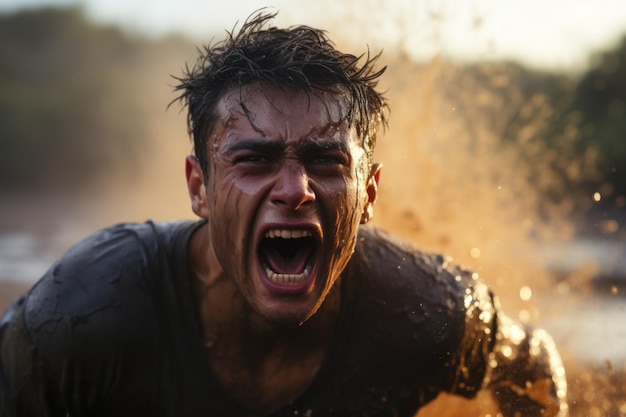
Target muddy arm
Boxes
[446,275,568,417]
[486,311,568,417]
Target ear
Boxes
[186,155,209,219]
[361,163,382,224]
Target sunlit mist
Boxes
[1,3,625,416]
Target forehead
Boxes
[213,84,353,141]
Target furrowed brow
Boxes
[222,138,286,156]
[298,137,349,155]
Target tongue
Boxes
[264,244,313,275]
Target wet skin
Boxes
[185,84,380,412]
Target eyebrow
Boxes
[297,137,350,155]
[222,136,350,156]
[222,138,286,156]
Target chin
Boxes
[253,293,324,326]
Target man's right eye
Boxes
[235,154,271,164]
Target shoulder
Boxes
[350,226,484,307]
[0,221,203,410]
[20,220,201,364]
[335,226,498,396]
[344,227,496,381]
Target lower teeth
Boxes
[265,266,311,285]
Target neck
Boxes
[195,281,340,413]
[193,264,341,352]
[187,223,342,413]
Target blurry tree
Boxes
[440,41,626,229]
[436,60,600,229]
[572,34,626,203]
[1,5,623,222]
[0,7,193,194]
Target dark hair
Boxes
[173,10,387,177]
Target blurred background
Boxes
[0,0,625,415]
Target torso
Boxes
[5,221,495,417]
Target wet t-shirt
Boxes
[0,221,495,417]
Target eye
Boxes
[231,153,277,175]
[309,153,349,166]
[234,153,272,164]
[305,153,350,177]
[312,156,339,164]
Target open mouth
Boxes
[258,229,317,286]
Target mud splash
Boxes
[77,52,624,416]
[1,42,622,416]
[369,57,624,417]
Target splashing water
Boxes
[1,42,623,417]
[368,56,624,417]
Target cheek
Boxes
[207,171,259,258]
[209,167,265,215]
[322,177,363,246]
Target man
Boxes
[0,11,566,417]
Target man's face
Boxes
[190,84,379,324]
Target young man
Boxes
[0,12,567,417]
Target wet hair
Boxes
[173,10,388,177]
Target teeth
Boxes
[262,229,315,285]
[265,229,313,239]
[265,266,311,285]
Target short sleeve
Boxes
[1,297,65,417]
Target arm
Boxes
[444,274,567,417]
[486,309,568,417]
[352,227,568,416]
[1,223,165,417]
[1,297,65,417]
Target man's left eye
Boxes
[310,154,347,165]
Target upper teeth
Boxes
[265,229,312,239]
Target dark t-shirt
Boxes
[0,221,517,416]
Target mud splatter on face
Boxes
[201,84,374,325]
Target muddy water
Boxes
[371,59,626,417]
[1,56,625,416]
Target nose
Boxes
[270,163,316,210]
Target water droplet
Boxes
[519,286,532,301]
[518,309,530,322]
[407,305,427,324]
[479,310,492,323]
[593,192,602,202]
[470,247,481,259]
[501,345,512,358]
